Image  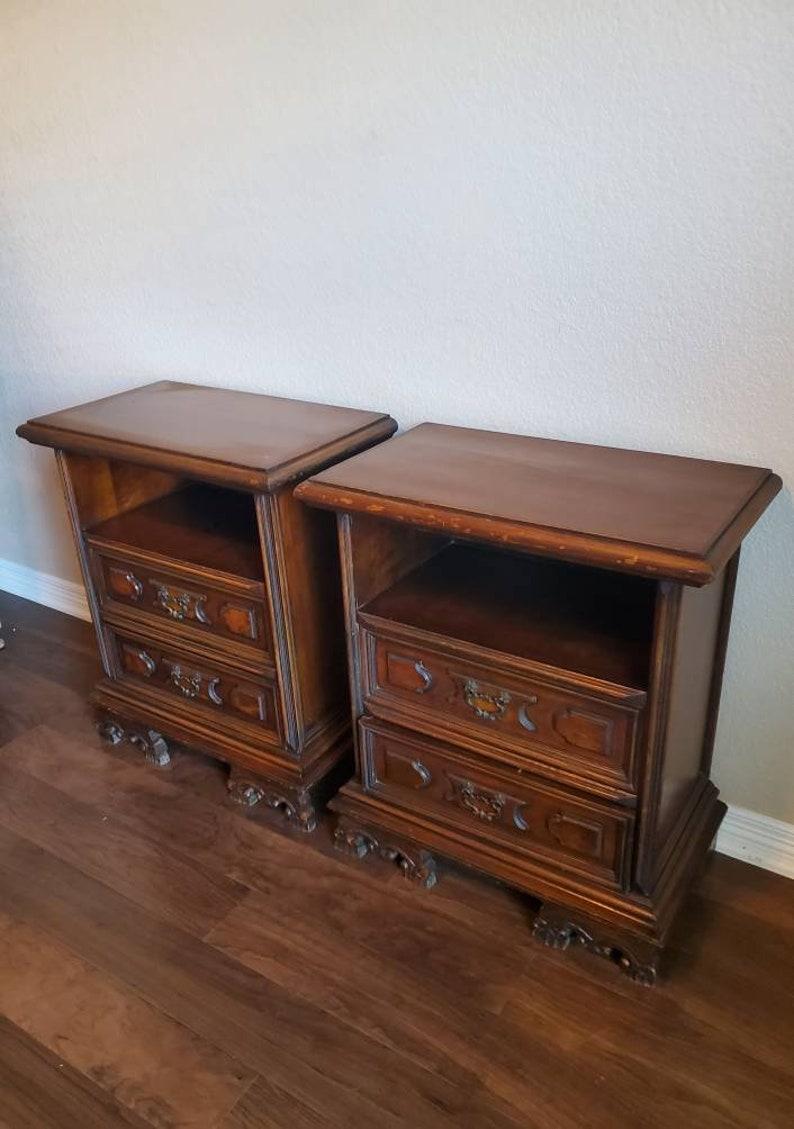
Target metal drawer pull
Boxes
[518,699,538,732]
[154,583,211,625]
[109,568,143,600]
[411,759,432,787]
[414,661,433,692]
[447,777,506,822]
[463,679,510,721]
[169,664,201,699]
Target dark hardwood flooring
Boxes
[0,590,791,1129]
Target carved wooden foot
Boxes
[96,717,171,768]
[532,905,660,986]
[227,773,317,832]
[333,819,437,888]
[97,719,124,746]
[127,727,171,768]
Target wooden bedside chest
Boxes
[295,423,781,980]
[17,381,396,829]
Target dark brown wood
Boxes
[18,383,396,827]
[17,379,398,491]
[0,590,793,1127]
[296,423,781,981]
[296,422,781,585]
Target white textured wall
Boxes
[1,1,792,821]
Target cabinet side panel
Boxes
[349,514,449,606]
[274,488,348,737]
[63,452,182,527]
[654,570,726,850]
[56,451,114,675]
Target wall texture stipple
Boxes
[1,2,792,822]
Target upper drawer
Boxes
[360,718,634,890]
[360,627,645,798]
[91,547,271,662]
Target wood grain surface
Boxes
[17,380,397,491]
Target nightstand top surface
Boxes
[297,423,781,584]
[17,381,396,491]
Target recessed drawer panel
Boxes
[111,630,279,738]
[362,630,643,794]
[93,550,270,656]
[360,719,633,888]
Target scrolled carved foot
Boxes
[128,728,171,768]
[532,915,576,951]
[618,953,658,987]
[334,825,376,859]
[228,775,318,833]
[279,789,317,834]
[228,778,265,808]
[532,905,660,986]
[333,820,437,888]
[97,719,124,746]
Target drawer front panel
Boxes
[112,631,278,737]
[364,632,640,791]
[96,552,270,654]
[360,720,632,887]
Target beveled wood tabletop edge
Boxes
[702,470,782,575]
[16,414,398,494]
[293,473,782,586]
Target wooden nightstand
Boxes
[296,423,781,980]
[18,381,396,829]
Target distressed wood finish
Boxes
[18,382,396,826]
[296,424,781,981]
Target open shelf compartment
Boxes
[358,542,657,691]
[85,481,264,584]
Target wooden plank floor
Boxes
[0,590,792,1129]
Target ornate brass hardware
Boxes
[463,679,510,721]
[169,664,201,699]
[155,584,190,620]
[446,777,506,822]
[153,583,210,625]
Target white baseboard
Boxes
[0,559,792,879]
[0,557,90,621]
[716,805,794,880]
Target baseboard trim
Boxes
[716,805,794,880]
[0,557,90,621]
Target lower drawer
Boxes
[359,718,634,888]
[110,629,279,739]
